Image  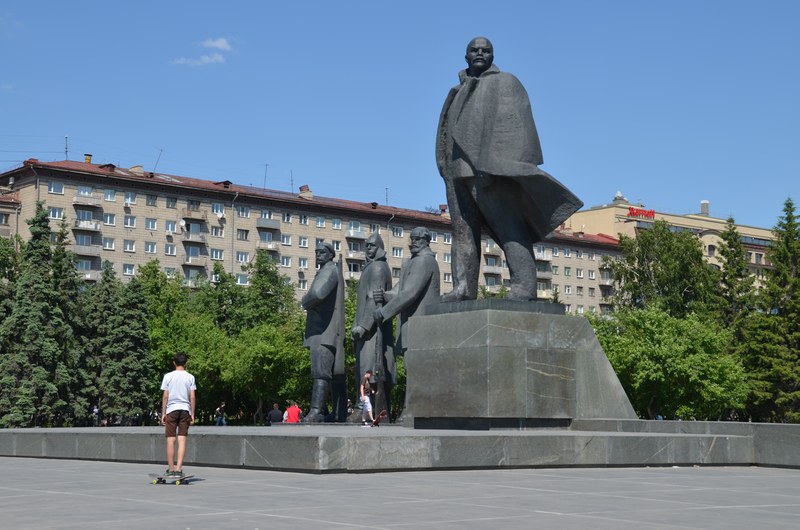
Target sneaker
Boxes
[174,469,185,478]
[165,469,174,477]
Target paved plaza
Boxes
[1,457,799,529]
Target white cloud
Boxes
[202,38,232,52]
[173,53,226,67]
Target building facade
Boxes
[0,157,622,313]
[565,192,774,284]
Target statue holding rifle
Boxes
[351,232,395,419]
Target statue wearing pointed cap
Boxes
[301,241,346,422]
[351,232,395,419]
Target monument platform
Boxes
[2,419,800,473]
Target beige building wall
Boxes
[566,193,774,283]
[0,159,622,313]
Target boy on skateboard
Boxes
[160,352,196,478]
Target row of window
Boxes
[549,266,597,279]
[48,182,457,242]
[552,284,599,297]
[537,244,601,260]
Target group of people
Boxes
[212,401,303,426]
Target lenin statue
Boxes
[436,36,583,301]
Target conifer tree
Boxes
[738,198,800,421]
[0,203,72,426]
[98,276,153,424]
[717,216,756,326]
[0,235,20,322]
[51,216,92,424]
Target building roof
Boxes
[3,158,619,248]
[13,158,447,226]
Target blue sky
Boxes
[1,1,797,230]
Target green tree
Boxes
[737,198,800,421]
[0,203,73,426]
[590,308,748,420]
[608,219,723,319]
[193,262,246,335]
[0,235,21,323]
[97,277,153,425]
[241,249,299,327]
[717,216,756,326]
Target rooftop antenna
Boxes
[385,187,389,206]
[263,164,269,189]
[64,136,69,160]
[290,169,294,192]
[153,148,163,173]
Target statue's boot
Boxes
[303,379,329,423]
[441,284,472,302]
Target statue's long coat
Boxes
[381,247,440,353]
[436,64,583,239]
[353,246,395,384]
[302,259,345,376]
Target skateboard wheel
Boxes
[152,480,158,485]
[175,480,181,485]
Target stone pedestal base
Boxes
[403,304,636,428]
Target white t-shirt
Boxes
[160,369,196,414]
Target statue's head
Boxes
[465,36,494,77]
[315,241,335,266]
[409,226,431,256]
[365,232,384,261]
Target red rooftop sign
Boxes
[628,207,655,219]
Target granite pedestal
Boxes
[403,302,636,429]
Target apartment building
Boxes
[566,192,774,284]
[0,157,622,313]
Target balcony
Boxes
[73,195,102,208]
[534,250,551,261]
[346,229,368,240]
[72,244,102,257]
[181,207,209,221]
[347,270,362,280]
[256,240,278,250]
[79,270,101,281]
[347,250,366,260]
[183,256,208,267]
[73,219,102,232]
[256,218,281,230]
[484,245,501,256]
[182,232,207,243]
[599,277,614,286]
[536,270,553,280]
[483,265,504,275]
[600,296,614,305]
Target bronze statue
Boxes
[301,242,346,422]
[351,233,394,418]
[374,227,440,353]
[436,36,583,301]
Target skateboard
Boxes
[372,409,388,427]
[148,473,195,485]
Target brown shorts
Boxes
[164,410,192,437]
